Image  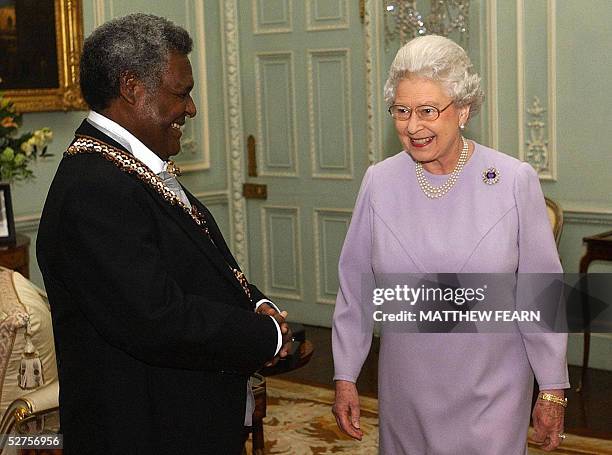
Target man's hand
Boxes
[256,303,292,366]
[332,380,363,440]
[531,389,565,452]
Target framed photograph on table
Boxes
[0,183,15,245]
[0,0,87,112]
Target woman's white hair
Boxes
[384,35,484,119]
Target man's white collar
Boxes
[86,111,167,174]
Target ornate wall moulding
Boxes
[525,96,550,175]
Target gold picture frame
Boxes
[0,0,86,112]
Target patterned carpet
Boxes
[245,378,612,455]
[245,378,378,454]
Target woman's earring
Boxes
[459,124,465,130]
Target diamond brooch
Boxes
[482,167,500,185]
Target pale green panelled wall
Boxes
[12,0,612,369]
[14,0,232,287]
[381,0,612,370]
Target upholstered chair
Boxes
[0,267,58,453]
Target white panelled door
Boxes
[239,0,370,326]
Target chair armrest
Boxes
[0,379,59,435]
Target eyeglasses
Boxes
[388,101,454,121]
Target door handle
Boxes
[247,134,257,177]
[244,135,267,199]
[359,0,365,23]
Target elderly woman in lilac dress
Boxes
[331,35,569,454]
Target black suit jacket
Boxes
[36,120,278,455]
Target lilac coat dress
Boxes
[332,142,569,454]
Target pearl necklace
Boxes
[415,136,469,199]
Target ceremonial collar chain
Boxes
[414,136,469,199]
[66,135,251,300]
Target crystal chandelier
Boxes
[384,0,470,46]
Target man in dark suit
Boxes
[37,13,290,454]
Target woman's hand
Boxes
[332,380,363,440]
[531,389,565,451]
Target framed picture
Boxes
[0,183,15,245]
[0,0,87,112]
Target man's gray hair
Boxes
[384,35,484,119]
[80,13,192,111]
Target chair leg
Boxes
[576,266,591,393]
[577,331,591,392]
[252,420,265,455]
